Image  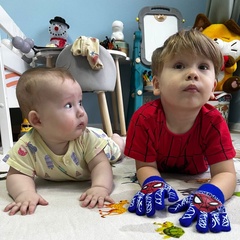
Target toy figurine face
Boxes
[49,21,68,40]
[193,192,222,212]
[213,38,240,61]
[141,181,164,194]
[47,17,69,48]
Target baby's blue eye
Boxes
[65,103,72,109]
[79,100,83,106]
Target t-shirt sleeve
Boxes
[3,139,37,177]
[81,128,108,164]
[203,115,236,164]
[124,108,157,162]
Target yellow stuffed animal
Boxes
[193,14,240,93]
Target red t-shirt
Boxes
[125,99,236,175]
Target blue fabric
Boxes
[128,176,179,217]
[168,183,231,233]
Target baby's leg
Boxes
[88,127,125,162]
[111,133,125,159]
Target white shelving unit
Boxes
[0,5,29,168]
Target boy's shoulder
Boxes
[200,103,228,127]
[202,103,224,119]
[129,99,163,126]
[135,99,162,115]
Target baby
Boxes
[3,67,124,215]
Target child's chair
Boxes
[56,44,116,137]
[127,6,184,125]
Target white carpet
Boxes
[0,155,240,240]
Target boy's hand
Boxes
[128,176,179,216]
[168,183,231,233]
[4,190,48,215]
[80,186,114,208]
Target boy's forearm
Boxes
[210,160,237,201]
[137,165,161,186]
[210,172,236,200]
[6,173,36,200]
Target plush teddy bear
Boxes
[193,13,240,93]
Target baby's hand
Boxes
[4,190,48,215]
[80,186,114,208]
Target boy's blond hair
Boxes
[16,67,75,119]
[151,29,223,78]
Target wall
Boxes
[1,0,207,128]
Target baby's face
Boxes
[37,78,88,142]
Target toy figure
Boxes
[154,221,185,239]
[111,20,124,41]
[110,20,129,56]
[100,20,128,56]
[193,13,240,93]
[99,200,129,218]
[142,70,153,91]
[100,36,120,51]
[18,118,32,138]
[46,16,70,48]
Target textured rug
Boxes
[0,154,240,240]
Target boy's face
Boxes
[36,78,88,142]
[153,51,217,111]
